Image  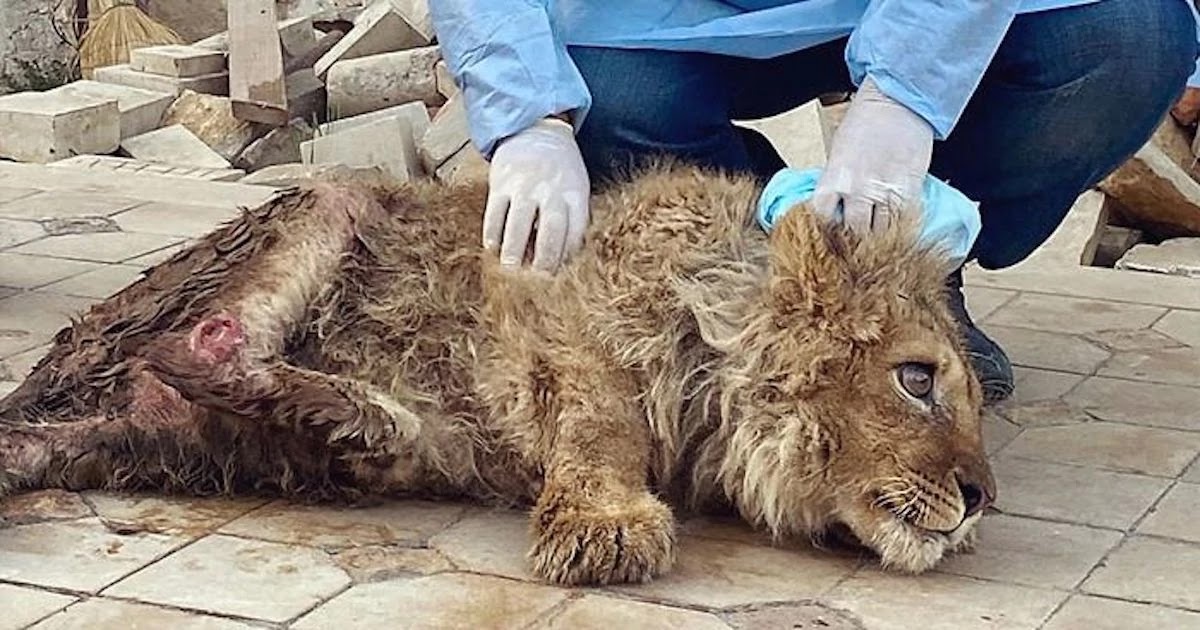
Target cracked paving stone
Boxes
[981,411,1023,456]
[9,231,184,265]
[984,326,1111,374]
[1100,346,1200,387]
[0,192,142,221]
[1082,536,1200,610]
[1011,367,1084,404]
[1042,594,1200,630]
[541,595,731,629]
[826,570,1065,630]
[0,218,44,250]
[39,265,146,300]
[1153,309,1200,348]
[293,573,568,630]
[219,499,466,549]
[1064,377,1200,432]
[723,603,864,630]
[986,294,1165,335]
[0,517,186,593]
[0,583,76,630]
[607,536,856,609]
[39,216,121,236]
[332,546,455,582]
[113,202,240,239]
[998,399,1091,429]
[429,507,531,581]
[936,513,1120,589]
[104,534,352,623]
[1136,482,1200,543]
[30,599,260,630]
[1085,328,1186,352]
[0,490,92,526]
[84,492,269,539]
[1002,421,1200,477]
[990,456,1169,530]
[0,253,103,290]
[0,292,96,357]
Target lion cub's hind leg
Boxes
[141,311,423,458]
[525,347,677,586]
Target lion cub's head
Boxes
[691,199,995,573]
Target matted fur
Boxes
[0,161,994,585]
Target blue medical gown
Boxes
[429,0,1200,158]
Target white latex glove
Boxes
[484,117,590,273]
[812,77,935,234]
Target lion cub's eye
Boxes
[897,362,935,400]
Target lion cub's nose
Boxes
[957,476,992,518]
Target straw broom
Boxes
[79,0,184,79]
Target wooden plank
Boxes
[228,0,289,126]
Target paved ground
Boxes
[0,161,1197,629]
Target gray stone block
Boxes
[121,124,233,170]
[0,90,120,163]
[129,45,227,78]
[301,115,419,183]
[326,46,443,118]
[50,80,174,139]
[93,64,229,97]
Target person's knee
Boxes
[568,46,749,179]
[1001,0,1196,97]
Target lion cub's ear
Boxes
[765,202,852,323]
[675,263,764,354]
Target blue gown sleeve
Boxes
[844,0,1024,140]
[428,0,592,159]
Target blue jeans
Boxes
[567,0,1199,269]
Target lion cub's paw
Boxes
[529,492,677,586]
[327,388,423,455]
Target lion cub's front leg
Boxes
[527,358,676,586]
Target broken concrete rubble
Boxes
[1094,225,1144,268]
[50,154,245,182]
[93,64,229,98]
[417,95,469,175]
[326,46,443,118]
[1115,237,1200,279]
[239,162,387,186]
[318,100,429,139]
[435,60,458,99]
[313,0,430,79]
[0,90,120,163]
[121,124,234,170]
[1099,141,1200,238]
[49,81,174,140]
[160,90,263,162]
[129,45,227,79]
[434,143,489,185]
[284,69,328,123]
[302,115,420,183]
[234,119,316,171]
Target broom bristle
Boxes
[79,4,185,79]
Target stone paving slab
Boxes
[104,534,353,623]
[0,166,1198,628]
[293,573,569,629]
[29,599,261,630]
[0,518,185,593]
[0,584,75,630]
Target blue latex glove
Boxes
[757,167,982,268]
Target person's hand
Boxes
[812,76,934,234]
[484,117,590,273]
[1171,86,1200,127]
